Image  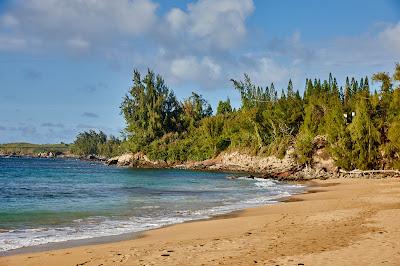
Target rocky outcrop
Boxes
[106,152,166,167]
[0,150,71,159]
[106,156,119,165]
[218,148,297,173]
[107,153,136,166]
[173,148,311,180]
[105,135,400,180]
[172,136,342,180]
[84,154,107,161]
[37,151,61,158]
[311,135,337,173]
[176,147,300,175]
[107,154,128,166]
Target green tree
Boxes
[387,118,400,168]
[202,116,227,155]
[287,79,295,98]
[372,72,392,94]
[325,96,353,170]
[71,63,400,171]
[231,74,269,109]
[349,94,380,169]
[372,71,393,145]
[120,69,182,150]
[295,129,314,165]
[393,63,400,82]
[71,130,107,156]
[182,92,213,129]
[98,135,122,157]
[344,77,351,109]
[216,98,233,115]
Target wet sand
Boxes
[1,178,399,265]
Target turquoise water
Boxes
[0,157,303,251]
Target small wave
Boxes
[0,216,189,252]
[254,179,277,188]
[0,188,302,252]
[0,177,305,252]
[237,176,303,190]
[138,205,161,209]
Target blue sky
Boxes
[0,0,399,144]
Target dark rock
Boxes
[106,157,119,165]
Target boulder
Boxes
[83,154,106,161]
[106,156,119,165]
[116,153,135,166]
[37,152,48,158]
[86,154,97,160]
[311,135,337,173]
[218,151,297,173]
[105,152,163,167]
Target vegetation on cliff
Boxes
[71,64,400,170]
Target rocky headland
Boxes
[104,136,400,180]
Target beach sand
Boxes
[1,178,399,265]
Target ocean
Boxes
[0,157,304,252]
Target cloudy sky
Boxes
[0,0,399,143]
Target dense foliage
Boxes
[72,64,400,170]
[70,130,121,157]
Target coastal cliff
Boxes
[104,150,333,180]
[104,136,400,180]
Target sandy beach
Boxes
[1,178,399,266]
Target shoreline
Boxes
[4,153,400,181]
[1,180,310,256]
[0,210,245,257]
[1,177,399,265]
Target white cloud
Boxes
[165,0,254,50]
[1,0,159,52]
[0,35,26,51]
[170,56,222,83]
[165,52,291,90]
[20,0,158,35]
[152,0,255,88]
[307,23,400,71]
[243,57,289,86]
[1,14,19,28]
[3,0,398,93]
[380,22,400,55]
[202,57,222,79]
[261,22,400,84]
[67,37,90,52]
[0,0,255,70]
[166,8,188,32]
